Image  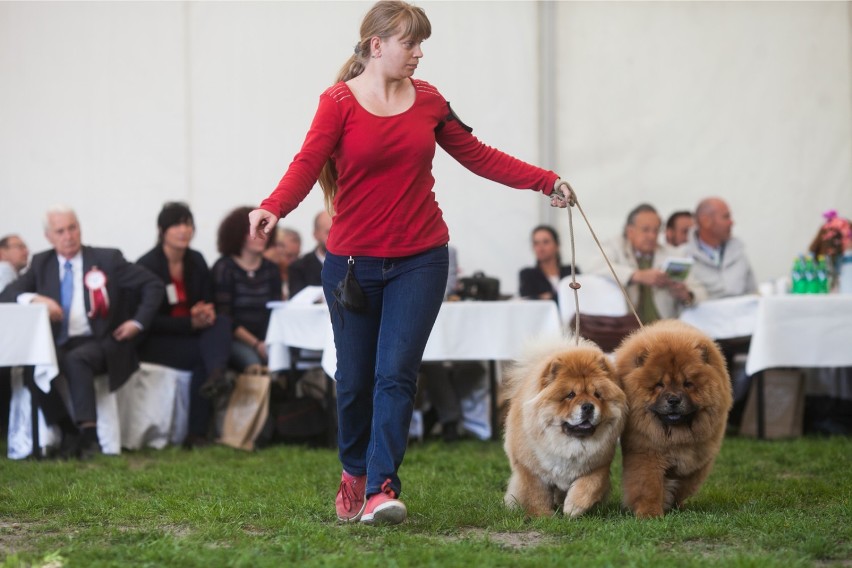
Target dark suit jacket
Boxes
[0,246,165,391]
[518,265,579,303]
[288,250,323,298]
[136,246,213,335]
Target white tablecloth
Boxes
[679,295,760,340]
[266,300,563,377]
[745,295,852,375]
[265,302,334,374]
[0,304,58,391]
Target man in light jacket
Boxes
[682,197,757,299]
[593,203,706,323]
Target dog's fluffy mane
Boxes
[503,334,603,399]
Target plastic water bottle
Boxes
[804,255,818,294]
[840,252,852,295]
[815,256,829,294]
[791,257,806,294]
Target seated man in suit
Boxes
[0,234,29,293]
[0,206,164,459]
[0,234,30,437]
[288,211,331,298]
[592,203,706,323]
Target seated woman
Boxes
[212,206,282,371]
[136,202,232,448]
[518,224,578,303]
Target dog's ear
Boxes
[541,360,562,386]
[634,349,649,368]
[697,343,711,364]
[598,356,614,378]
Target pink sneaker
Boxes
[360,479,407,525]
[336,471,367,522]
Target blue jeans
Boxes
[322,246,448,498]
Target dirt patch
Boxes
[0,520,56,555]
[114,523,192,538]
[240,524,266,537]
[124,454,156,471]
[444,527,552,550]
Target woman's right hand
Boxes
[248,208,279,241]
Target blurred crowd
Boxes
[1,196,849,457]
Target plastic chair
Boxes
[557,274,628,324]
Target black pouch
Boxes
[459,271,500,301]
[333,256,367,313]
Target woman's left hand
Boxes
[550,179,576,208]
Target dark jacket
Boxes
[519,265,578,303]
[288,250,323,298]
[136,246,214,335]
[0,246,164,391]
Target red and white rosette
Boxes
[84,267,110,319]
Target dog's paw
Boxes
[631,504,665,518]
[563,496,592,518]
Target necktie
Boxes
[636,256,661,324]
[59,259,73,343]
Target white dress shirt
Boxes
[16,252,93,338]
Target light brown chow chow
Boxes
[613,319,733,518]
[503,338,627,517]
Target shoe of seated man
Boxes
[77,426,102,461]
[56,431,80,461]
[360,479,407,526]
[336,470,367,522]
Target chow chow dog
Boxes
[613,319,733,518]
[503,338,627,517]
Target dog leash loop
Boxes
[562,185,644,342]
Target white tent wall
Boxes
[1,1,850,295]
[553,1,852,284]
[0,2,189,259]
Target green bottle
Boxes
[804,255,818,294]
[791,257,806,294]
[815,256,828,294]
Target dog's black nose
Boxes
[666,395,682,406]
[581,402,595,414]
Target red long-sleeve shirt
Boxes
[261,79,558,257]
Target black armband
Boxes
[434,102,473,134]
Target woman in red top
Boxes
[249,0,573,525]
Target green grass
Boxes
[0,435,850,567]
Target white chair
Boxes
[557,274,628,324]
[7,372,121,459]
[94,375,121,455]
[115,362,192,450]
[7,367,61,460]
